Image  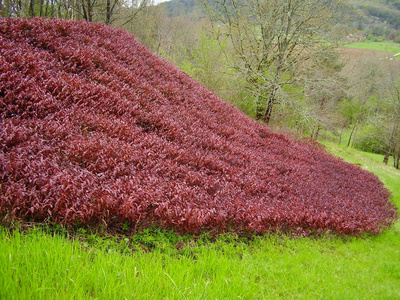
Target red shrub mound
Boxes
[0,18,397,235]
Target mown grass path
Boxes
[1,142,399,299]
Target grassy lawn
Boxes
[344,41,400,59]
[1,141,399,299]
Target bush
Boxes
[353,124,389,155]
[0,18,397,235]
[354,136,386,154]
[354,132,387,155]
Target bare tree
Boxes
[301,48,347,139]
[101,0,152,26]
[381,61,400,168]
[340,51,384,147]
[340,48,400,168]
[80,0,95,21]
[0,0,151,25]
[200,0,343,124]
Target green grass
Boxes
[344,40,400,59]
[1,142,400,299]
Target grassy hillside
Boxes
[1,142,399,299]
[345,40,400,59]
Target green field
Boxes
[1,142,400,299]
[345,41,400,59]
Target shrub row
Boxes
[0,18,397,235]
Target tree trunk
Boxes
[347,122,357,147]
[81,0,93,21]
[81,0,87,20]
[262,97,274,125]
[313,125,321,140]
[106,0,111,25]
[339,129,344,145]
[29,0,35,17]
[17,0,23,16]
[87,0,92,21]
[383,152,390,164]
[261,86,278,125]
[39,0,43,16]
[45,0,49,16]
[106,0,119,25]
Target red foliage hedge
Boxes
[0,18,397,235]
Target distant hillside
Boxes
[160,0,198,16]
[347,0,400,35]
[160,0,400,39]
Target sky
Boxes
[153,0,170,4]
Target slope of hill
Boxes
[161,0,198,17]
[354,0,400,30]
[0,18,397,235]
[340,0,400,38]
[161,0,400,38]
